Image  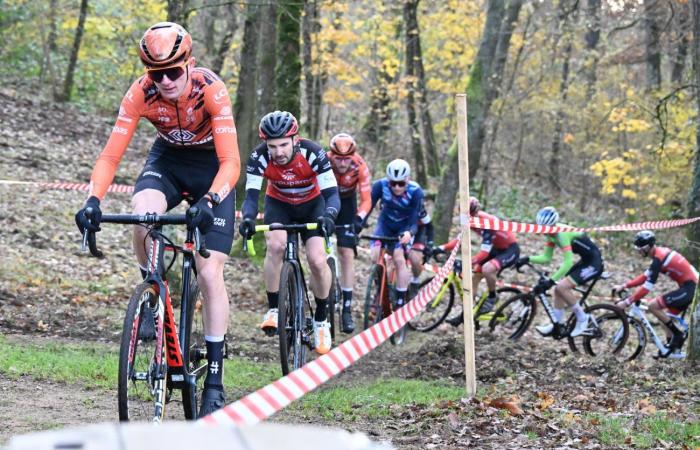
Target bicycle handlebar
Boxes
[81,209,210,258]
[243,222,326,257]
[358,235,400,242]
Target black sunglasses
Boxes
[390,180,406,187]
[148,66,185,83]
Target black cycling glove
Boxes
[186,196,215,234]
[75,196,102,234]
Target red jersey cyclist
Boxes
[239,111,340,355]
[74,22,240,416]
[446,197,520,326]
[327,133,372,334]
[613,230,697,354]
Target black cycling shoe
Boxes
[341,308,355,334]
[199,385,226,418]
[447,314,463,327]
[667,331,686,352]
[478,295,497,314]
[137,309,156,341]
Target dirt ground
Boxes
[1,86,698,449]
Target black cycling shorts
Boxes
[336,194,358,249]
[567,258,604,286]
[133,139,236,254]
[478,243,520,270]
[661,281,695,311]
[264,195,325,242]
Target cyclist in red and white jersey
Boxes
[613,230,698,352]
[327,133,372,333]
[239,111,340,354]
[74,22,240,416]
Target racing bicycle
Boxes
[81,208,209,422]
[489,262,630,357]
[244,222,336,374]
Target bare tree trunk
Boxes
[201,1,217,59]
[407,0,438,177]
[56,0,88,103]
[362,66,393,155]
[276,1,302,118]
[671,1,691,84]
[583,0,601,99]
[211,4,238,76]
[644,0,663,90]
[685,0,700,363]
[168,0,191,27]
[302,0,323,139]
[404,0,427,186]
[258,1,279,118]
[234,3,261,195]
[433,0,517,242]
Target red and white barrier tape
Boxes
[463,214,700,233]
[198,234,462,427]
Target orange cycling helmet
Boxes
[139,22,192,70]
[330,133,357,155]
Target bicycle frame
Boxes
[627,303,688,358]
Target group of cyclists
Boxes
[73,22,697,418]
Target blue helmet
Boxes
[536,206,559,226]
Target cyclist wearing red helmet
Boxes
[326,132,371,333]
[613,230,697,354]
[240,111,340,355]
[74,22,240,417]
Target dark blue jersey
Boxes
[369,178,424,235]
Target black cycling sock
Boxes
[139,266,147,280]
[396,289,407,305]
[315,297,328,321]
[342,289,353,308]
[267,291,279,309]
[665,319,682,336]
[487,291,496,299]
[204,338,224,388]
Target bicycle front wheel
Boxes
[181,276,207,420]
[363,264,385,330]
[408,276,454,332]
[327,256,340,339]
[278,262,305,375]
[488,293,536,340]
[118,283,167,422]
[579,304,629,357]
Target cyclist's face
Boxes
[267,137,295,165]
[390,179,407,195]
[334,156,352,173]
[153,65,189,101]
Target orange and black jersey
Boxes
[327,152,372,218]
[241,138,340,220]
[89,66,240,201]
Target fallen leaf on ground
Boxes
[486,396,523,416]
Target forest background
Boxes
[2,0,700,256]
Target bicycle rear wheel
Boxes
[181,276,207,420]
[408,276,454,332]
[118,283,167,422]
[278,262,305,375]
[363,264,385,330]
[327,256,340,339]
[488,293,536,340]
[580,304,629,357]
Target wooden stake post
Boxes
[456,94,477,396]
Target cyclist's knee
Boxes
[132,189,167,214]
[482,262,498,276]
[553,282,570,297]
[265,235,286,257]
[307,252,328,275]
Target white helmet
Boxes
[386,159,411,182]
[536,206,559,226]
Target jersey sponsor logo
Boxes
[213,88,228,103]
[168,129,195,142]
[213,217,226,227]
[214,126,236,134]
[125,90,134,103]
[158,106,167,113]
[213,115,233,121]
[281,169,296,181]
[219,106,231,115]
[143,170,162,178]
[159,116,169,122]
[112,125,128,135]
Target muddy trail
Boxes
[1,87,698,449]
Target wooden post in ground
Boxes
[456,93,477,396]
